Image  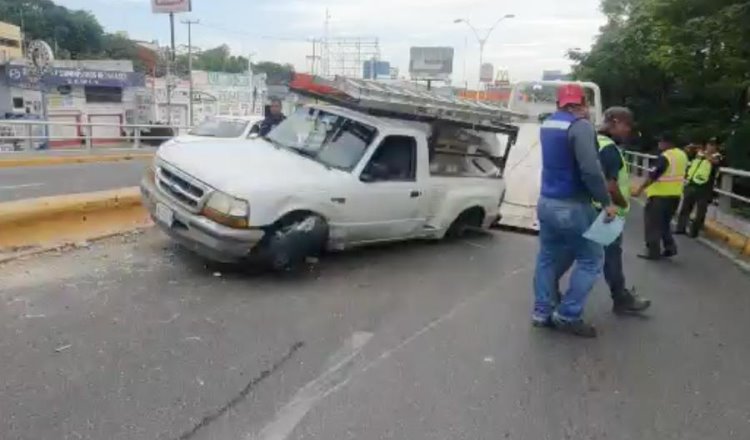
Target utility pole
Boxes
[166,12,176,125]
[182,19,199,126]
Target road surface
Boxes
[0,160,148,202]
[1,207,749,440]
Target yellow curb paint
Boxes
[0,152,154,169]
[0,187,151,251]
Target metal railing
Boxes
[0,119,192,152]
[623,150,750,207]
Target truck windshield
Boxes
[266,107,377,171]
[189,118,248,138]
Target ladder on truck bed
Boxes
[288,74,521,138]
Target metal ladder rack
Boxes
[289,74,521,136]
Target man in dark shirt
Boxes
[259,98,286,137]
[597,107,651,314]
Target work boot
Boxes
[552,315,597,338]
[637,252,662,261]
[613,288,652,315]
[531,316,555,329]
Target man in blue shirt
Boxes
[532,84,618,338]
[597,107,651,314]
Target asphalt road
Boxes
[1,208,749,440]
[0,160,148,202]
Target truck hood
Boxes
[168,134,241,144]
[157,139,345,195]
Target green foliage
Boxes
[0,0,104,58]
[571,0,750,165]
[251,61,295,85]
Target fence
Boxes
[0,119,192,152]
[623,150,750,241]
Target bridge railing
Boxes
[623,150,750,241]
[0,119,192,152]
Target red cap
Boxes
[557,84,586,107]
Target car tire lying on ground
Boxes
[259,213,329,273]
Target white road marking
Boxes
[463,240,488,249]
[250,331,373,440]
[247,265,531,440]
[0,183,44,191]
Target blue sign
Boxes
[6,65,146,88]
[363,60,391,80]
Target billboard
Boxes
[151,0,191,13]
[409,47,454,80]
[480,63,494,83]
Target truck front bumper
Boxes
[140,177,266,263]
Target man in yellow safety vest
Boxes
[633,133,689,260]
[596,107,651,313]
[676,139,722,237]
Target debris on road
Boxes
[54,344,72,353]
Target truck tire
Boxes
[262,214,328,273]
[446,208,484,239]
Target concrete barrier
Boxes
[0,187,151,253]
[629,180,750,257]
[0,152,154,169]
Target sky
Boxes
[54,0,606,85]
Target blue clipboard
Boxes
[583,211,625,246]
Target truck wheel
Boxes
[446,208,484,239]
[262,214,328,273]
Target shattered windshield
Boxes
[266,107,378,171]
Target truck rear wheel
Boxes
[446,207,485,239]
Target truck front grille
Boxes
[155,162,209,211]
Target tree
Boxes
[251,61,295,85]
[571,0,750,165]
[0,0,104,58]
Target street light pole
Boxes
[454,14,515,89]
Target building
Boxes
[145,70,268,126]
[0,22,23,63]
[363,60,391,80]
[1,59,146,147]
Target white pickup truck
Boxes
[141,81,518,270]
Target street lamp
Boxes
[455,14,515,86]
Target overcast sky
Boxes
[54,0,606,85]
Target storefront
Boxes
[3,61,145,148]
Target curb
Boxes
[0,187,151,253]
[629,180,750,257]
[0,152,154,169]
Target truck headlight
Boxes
[202,191,250,229]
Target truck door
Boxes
[345,135,428,242]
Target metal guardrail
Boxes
[0,119,192,152]
[623,149,750,211]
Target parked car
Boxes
[160,115,264,147]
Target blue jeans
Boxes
[533,196,604,322]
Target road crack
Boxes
[174,341,305,440]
